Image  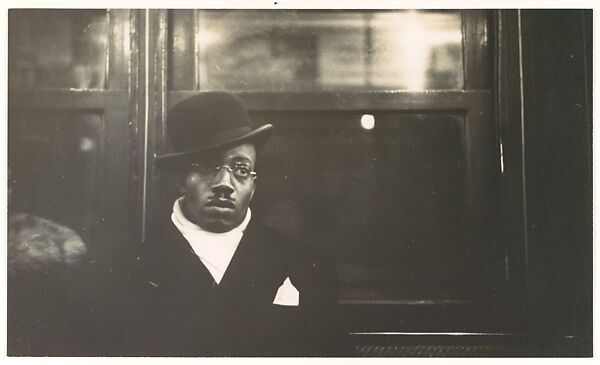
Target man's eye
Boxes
[234,167,250,176]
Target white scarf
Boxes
[171,197,251,284]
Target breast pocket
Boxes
[272,276,299,306]
[269,277,306,341]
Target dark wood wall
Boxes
[520,9,592,351]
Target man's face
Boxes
[180,143,257,233]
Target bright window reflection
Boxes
[180,10,463,91]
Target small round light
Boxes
[79,137,95,152]
[361,114,375,130]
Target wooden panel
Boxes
[168,90,491,112]
[339,299,519,333]
[140,9,168,242]
[463,10,492,90]
[520,9,592,345]
[9,89,128,109]
[168,9,196,90]
[463,91,502,303]
[107,9,131,90]
[127,9,144,245]
[100,108,132,250]
[105,7,172,258]
[495,10,528,304]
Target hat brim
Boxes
[155,124,273,168]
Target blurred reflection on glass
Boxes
[9,111,103,246]
[170,10,463,91]
[9,10,108,89]
[251,112,472,301]
[369,11,463,90]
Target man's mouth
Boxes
[207,199,235,209]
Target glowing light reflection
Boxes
[361,114,375,130]
[197,30,219,49]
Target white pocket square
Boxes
[272,277,300,306]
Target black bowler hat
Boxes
[156,92,272,167]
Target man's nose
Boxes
[211,167,235,195]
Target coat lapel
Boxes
[152,219,288,304]
[217,221,288,302]
[158,221,217,290]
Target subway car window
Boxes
[8,9,109,90]
[166,9,489,308]
[8,9,133,257]
[252,112,471,302]
[169,10,464,91]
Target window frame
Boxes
[8,9,136,259]
[136,8,512,335]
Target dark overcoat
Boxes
[131,218,343,356]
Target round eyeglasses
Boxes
[190,162,257,181]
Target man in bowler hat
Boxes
[134,92,342,356]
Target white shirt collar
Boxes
[171,197,251,284]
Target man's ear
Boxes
[177,172,188,194]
